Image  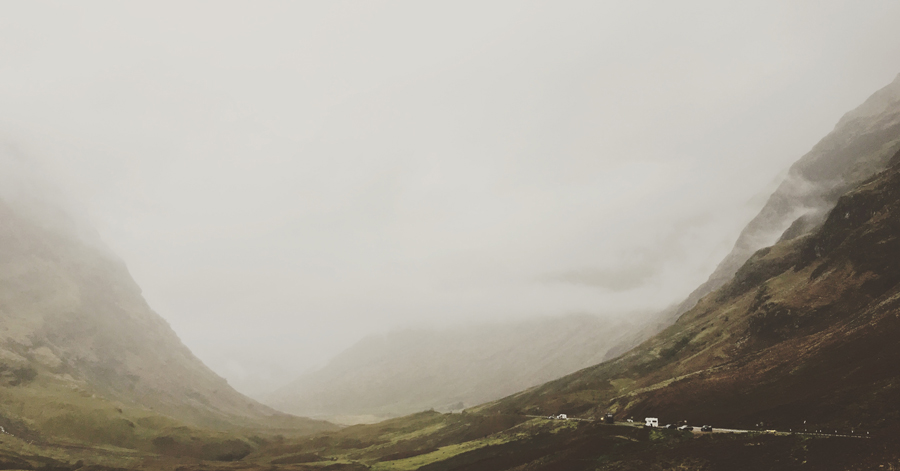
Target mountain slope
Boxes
[268,314,640,423]
[269,74,900,427]
[672,73,900,321]
[596,73,900,368]
[0,199,334,455]
[480,147,900,432]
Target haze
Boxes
[1,1,898,398]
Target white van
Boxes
[644,417,659,427]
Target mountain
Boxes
[248,145,900,468]
[670,73,900,321]
[0,198,334,459]
[599,73,900,364]
[238,75,900,471]
[479,147,900,433]
[3,69,898,471]
[267,314,641,423]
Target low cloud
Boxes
[544,263,656,292]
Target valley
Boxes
[0,411,894,471]
[4,74,900,469]
[2,6,900,470]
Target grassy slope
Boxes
[471,150,900,435]
[192,412,897,471]
[0,200,336,462]
[664,73,900,330]
[4,414,898,470]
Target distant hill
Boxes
[0,199,334,459]
[267,314,641,423]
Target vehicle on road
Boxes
[644,417,659,428]
[700,425,713,432]
[664,424,677,429]
[678,425,693,431]
[603,413,614,424]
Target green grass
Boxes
[370,435,509,471]
[367,417,580,470]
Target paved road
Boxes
[526,416,868,439]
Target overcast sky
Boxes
[1,1,899,398]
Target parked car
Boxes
[678,425,693,431]
[664,424,677,429]
[700,425,713,432]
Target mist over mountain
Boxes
[482,149,900,435]
[599,73,900,363]
[0,196,333,458]
[267,314,642,423]
[1,2,899,468]
[265,74,900,427]
[476,79,900,434]
[667,73,900,322]
[244,81,900,470]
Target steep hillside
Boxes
[0,199,334,456]
[596,73,900,366]
[268,314,639,423]
[480,147,900,433]
[674,73,900,321]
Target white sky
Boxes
[1,1,899,398]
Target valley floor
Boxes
[3,411,898,471]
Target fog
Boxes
[1,1,899,398]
